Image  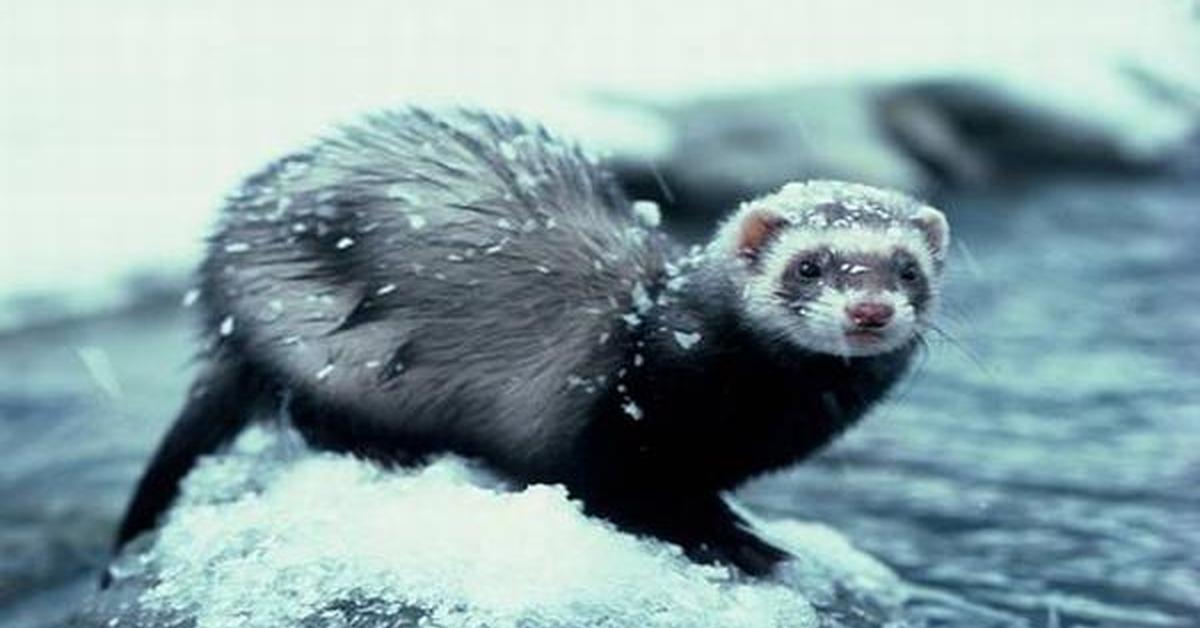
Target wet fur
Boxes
[116,108,929,578]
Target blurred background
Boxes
[1,1,1198,626]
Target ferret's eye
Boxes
[898,262,920,283]
[795,260,822,280]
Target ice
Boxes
[673,330,702,350]
[181,288,201,307]
[260,299,284,322]
[621,400,644,420]
[632,199,662,228]
[218,315,235,337]
[516,172,540,191]
[631,282,654,314]
[122,427,926,628]
[407,215,428,230]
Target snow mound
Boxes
[105,427,910,628]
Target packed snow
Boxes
[105,426,917,628]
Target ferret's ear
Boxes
[731,207,789,265]
[911,206,950,264]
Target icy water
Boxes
[0,176,1197,627]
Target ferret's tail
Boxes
[113,353,273,552]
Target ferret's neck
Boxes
[622,251,763,380]
[582,250,918,495]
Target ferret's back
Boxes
[199,108,666,470]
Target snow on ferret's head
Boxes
[713,180,950,357]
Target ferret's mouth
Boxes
[843,329,888,344]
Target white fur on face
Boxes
[790,287,918,357]
[739,226,937,358]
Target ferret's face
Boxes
[721,183,949,358]
[771,240,931,356]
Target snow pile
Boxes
[109,427,907,628]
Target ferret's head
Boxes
[713,180,949,358]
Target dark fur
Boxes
[115,108,915,577]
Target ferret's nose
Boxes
[847,302,894,328]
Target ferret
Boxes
[114,108,949,578]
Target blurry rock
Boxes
[611,84,929,236]
[610,74,1199,235]
[880,76,1198,180]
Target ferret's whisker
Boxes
[927,322,990,376]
